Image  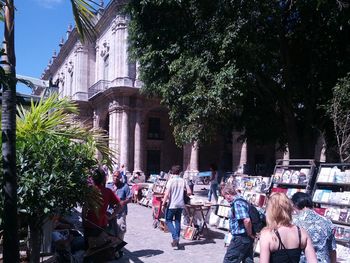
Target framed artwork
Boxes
[183,226,197,240]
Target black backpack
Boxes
[233,198,266,235]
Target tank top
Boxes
[270,226,302,263]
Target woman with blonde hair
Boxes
[259,193,317,263]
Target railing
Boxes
[88,80,111,98]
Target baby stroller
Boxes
[152,194,165,228]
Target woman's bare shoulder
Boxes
[260,227,273,237]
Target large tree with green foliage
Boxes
[128,0,350,158]
[0,1,98,262]
[327,73,350,162]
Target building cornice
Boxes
[42,28,79,80]
[42,0,128,80]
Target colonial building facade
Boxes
[41,0,326,177]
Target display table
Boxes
[185,204,211,237]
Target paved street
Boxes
[115,184,227,263]
[117,203,228,263]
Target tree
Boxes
[0,94,115,262]
[127,0,350,158]
[0,1,98,262]
[327,73,350,162]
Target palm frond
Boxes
[69,0,100,43]
[17,94,117,167]
[0,1,4,22]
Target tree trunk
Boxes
[28,222,41,263]
[2,1,19,262]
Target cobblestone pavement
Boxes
[113,184,259,263]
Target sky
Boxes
[1,0,75,94]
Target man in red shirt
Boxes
[83,166,125,248]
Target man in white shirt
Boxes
[162,165,192,248]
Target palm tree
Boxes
[15,94,115,263]
[0,1,98,262]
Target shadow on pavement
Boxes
[204,228,226,240]
[181,238,216,248]
[118,249,164,263]
[179,228,226,249]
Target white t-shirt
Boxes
[166,176,186,209]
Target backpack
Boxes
[233,198,266,235]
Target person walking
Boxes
[208,163,219,203]
[291,192,336,263]
[259,193,317,263]
[222,183,255,263]
[107,170,132,241]
[162,165,192,248]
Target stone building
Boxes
[40,0,326,177]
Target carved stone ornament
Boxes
[67,61,74,74]
[75,44,85,53]
[108,100,122,113]
[112,15,127,31]
[100,40,110,57]
[59,72,65,84]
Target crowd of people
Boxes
[222,183,336,263]
[49,164,337,263]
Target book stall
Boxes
[270,159,316,198]
[130,173,169,208]
[182,196,213,240]
[212,174,271,247]
[132,183,153,207]
[151,176,169,229]
[312,163,350,261]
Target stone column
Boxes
[114,15,128,78]
[120,98,129,171]
[232,131,247,173]
[189,142,199,172]
[134,109,144,172]
[314,134,326,163]
[73,44,88,98]
[111,18,118,79]
[108,101,120,164]
[183,142,199,180]
[95,44,100,82]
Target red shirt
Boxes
[84,185,120,228]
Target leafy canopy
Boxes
[128,0,350,157]
[327,73,350,162]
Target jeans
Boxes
[223,235,254,263]
[165,208,183,241]
[108,212,127,241]
[208,183,218,202]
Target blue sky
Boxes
[2,0,75,93]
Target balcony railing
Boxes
[88,77,144,99]
[88,80,111,98]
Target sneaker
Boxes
[171,240,178,247]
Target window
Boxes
[148,117,162,139]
